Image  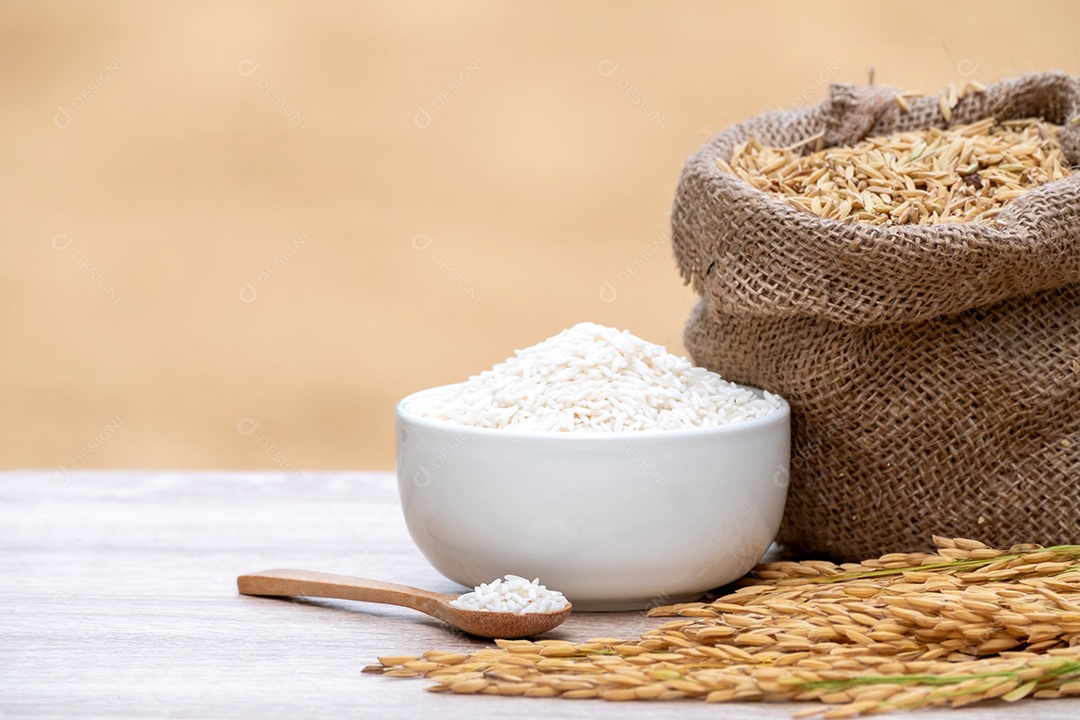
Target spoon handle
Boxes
[237,568,449,616]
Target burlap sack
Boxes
[673,72,1080,561]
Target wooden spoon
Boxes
[237,568,572,639]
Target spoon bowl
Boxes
[237,568,572,639]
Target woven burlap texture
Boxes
[674,72,1080,561]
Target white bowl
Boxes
[395,385,790,611]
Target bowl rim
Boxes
[395,382,790,440]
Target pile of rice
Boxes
[449,575,569,614]
[410,322,781,432]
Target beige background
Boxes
[4,1,1079,473]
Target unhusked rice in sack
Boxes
[673,72,1080,561]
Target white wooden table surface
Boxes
[2,470,1078,719]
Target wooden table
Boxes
[3,471,1076,718]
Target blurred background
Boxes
[4,1,1079,473]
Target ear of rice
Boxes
[376,538,1080,716]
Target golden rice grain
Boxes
[375,538,1080,717]
[718,114,1070,225]
[377,654,416,666]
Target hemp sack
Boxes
[673,72,1080,561]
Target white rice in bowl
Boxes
[408,322,781,432]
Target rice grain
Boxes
[718,117,1070,226]
[375,537,1080,717]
